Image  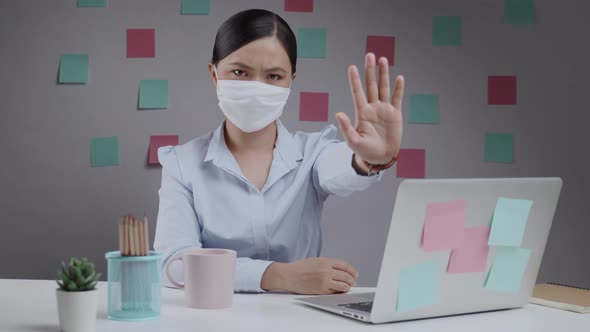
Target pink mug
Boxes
[165,248,236,309]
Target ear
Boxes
[208,63,217,87]
[291,72,297,81]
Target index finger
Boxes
[348,65,368,114]
[332,260,359,279]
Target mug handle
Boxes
[165,256,185,289]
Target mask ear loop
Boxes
[213,65,221,94]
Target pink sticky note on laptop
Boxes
[422,199,466,252]
[447,226,491,273]
[149,135,179,165]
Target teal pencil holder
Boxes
[105,251,163,321]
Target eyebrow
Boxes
[227,61,288,74]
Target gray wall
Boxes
[1,0,588,288]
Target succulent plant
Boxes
[56,257,101,292]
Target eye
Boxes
[232,69,247,77]
[268,74,282,81]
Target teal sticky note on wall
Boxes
[78,0,107,7]
[432,16,462,46]
[181,0,210,15]
[488,197,533,246]
[410,94,439,124]
[484,133,513,163]
[504,0,535,25]
[397,258,442,312]
[139,80,168,109]
[485,247,531,293]
[297,28,327,58]
[59,54,89,84]
[90,136,119,167]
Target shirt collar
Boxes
[203,120,303,168]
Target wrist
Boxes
[352,152,398,176]
[353,154,372,174]
[261,262,288,291]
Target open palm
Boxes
[336,53,404,165]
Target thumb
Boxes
[336,112,361,148]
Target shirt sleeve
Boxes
[312,125,385,198]
[154,146,274,293]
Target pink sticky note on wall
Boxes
[300,92,329,122]
[488,76,517,105]
[422,199,466,252]
[285,0,313,12]
[127,28,155,58]
[149,135,179,165]
[396,148,425,178]
[448,226,491,273]
[366,36,395,66]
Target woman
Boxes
[154,8,404,295]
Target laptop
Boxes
[295,178,563,324]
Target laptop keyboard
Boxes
[338,301,373,313]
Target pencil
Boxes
[132,216,138,256]
[127,214,133,256]
[118,217,124,255]
[123,215,129,256]
[134,216,140,256]
[143,215,149,255]
[138,217,145,256]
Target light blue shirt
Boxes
[155,120,384,292]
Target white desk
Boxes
[1,279,588,331]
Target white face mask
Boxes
[214,65,291,133]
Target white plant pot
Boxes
[56,288,98,332]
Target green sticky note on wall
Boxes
[90,136,119,167]
[59,54,89,84]
[485,247,531,293]
[139,80,168,109]
[484,133,513,163]
[410,94,439,124]
[397,258,442,312]
[432,16,462,46]
[297,28,327,58]
[488,197,533,246]
[78,0,107,7]
[181,0,210,15]
[504,0,535,25]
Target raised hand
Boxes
[336,53,405,166]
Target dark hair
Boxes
[212,9,297,74]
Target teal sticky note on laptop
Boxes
[485,247,531,293]
[488,197,533,246]
[397,258,442,312]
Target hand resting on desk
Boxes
[260,257,358,295]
